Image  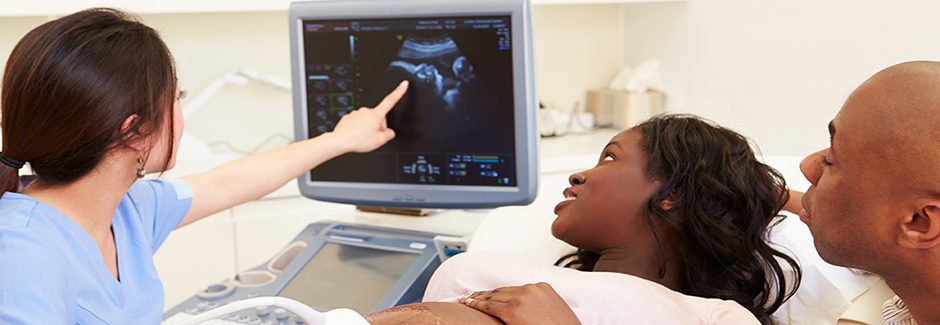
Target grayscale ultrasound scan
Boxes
[369,34,501,138]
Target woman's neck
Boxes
[593,247,684,293]
[21,150,138,242]
[21,151,138,281]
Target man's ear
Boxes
[659,190,678,211]
[122,114,144,151]
[899,198,940,249]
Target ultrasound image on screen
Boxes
[367,34,501,138]
[303,17,517,186]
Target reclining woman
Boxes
[366,115,803,325]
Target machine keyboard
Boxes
[161,312,291,325]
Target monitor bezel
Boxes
[289,0,538,209]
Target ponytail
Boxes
[0,165,20,193]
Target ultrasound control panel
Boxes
[161,221,443,325]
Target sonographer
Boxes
[0,8,406,324]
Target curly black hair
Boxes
[557,114,801,324]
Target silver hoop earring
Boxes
[136,154,145,179]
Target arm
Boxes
[459,283,581,325]
[783,189,804,215]
[176,81,408,228]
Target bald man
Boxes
[799,61,940,325]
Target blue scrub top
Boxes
[0,179,193,324]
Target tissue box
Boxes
[586,89,666,128]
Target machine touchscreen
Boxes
[162,222,443,324]
[276,243,419,315]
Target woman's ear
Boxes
[898,198,940,249]
[122,114,145,151]
[659,190,678,211]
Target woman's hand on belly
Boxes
[459,282,581,325]
[365,302,505,325]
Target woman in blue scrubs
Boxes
[0,8,407,324]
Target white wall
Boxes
[8,2,940,159]
[618,0,940,156]
[147,12,296,158]
[0,12,295,158]
[0,16,43,57]
[2,2,937,184]
[533,4,623,112]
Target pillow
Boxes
[467,171,573,264]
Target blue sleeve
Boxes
[127,179,193,252]
[0,227,72,324]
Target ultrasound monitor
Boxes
[289,0,538,209]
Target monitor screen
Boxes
[290,0,537,208]
[276,243,419,314]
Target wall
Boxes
[0,16,43,57]
[7,3,940,157]
[619,0,940,156]
[147,12,296,160]
[533,4,623,112]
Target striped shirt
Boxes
[882,295,917,325]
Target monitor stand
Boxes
[356,206,444,217]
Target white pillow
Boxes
[468,204,573,264]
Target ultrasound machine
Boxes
[162,0,537,323]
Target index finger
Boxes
[373,80,409,114]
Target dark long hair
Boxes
[557,115,801,324]
[0,8,178,193]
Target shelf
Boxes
[0,0,685,17]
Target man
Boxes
[800,61,940,325]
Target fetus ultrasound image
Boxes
[366,33,501,139]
